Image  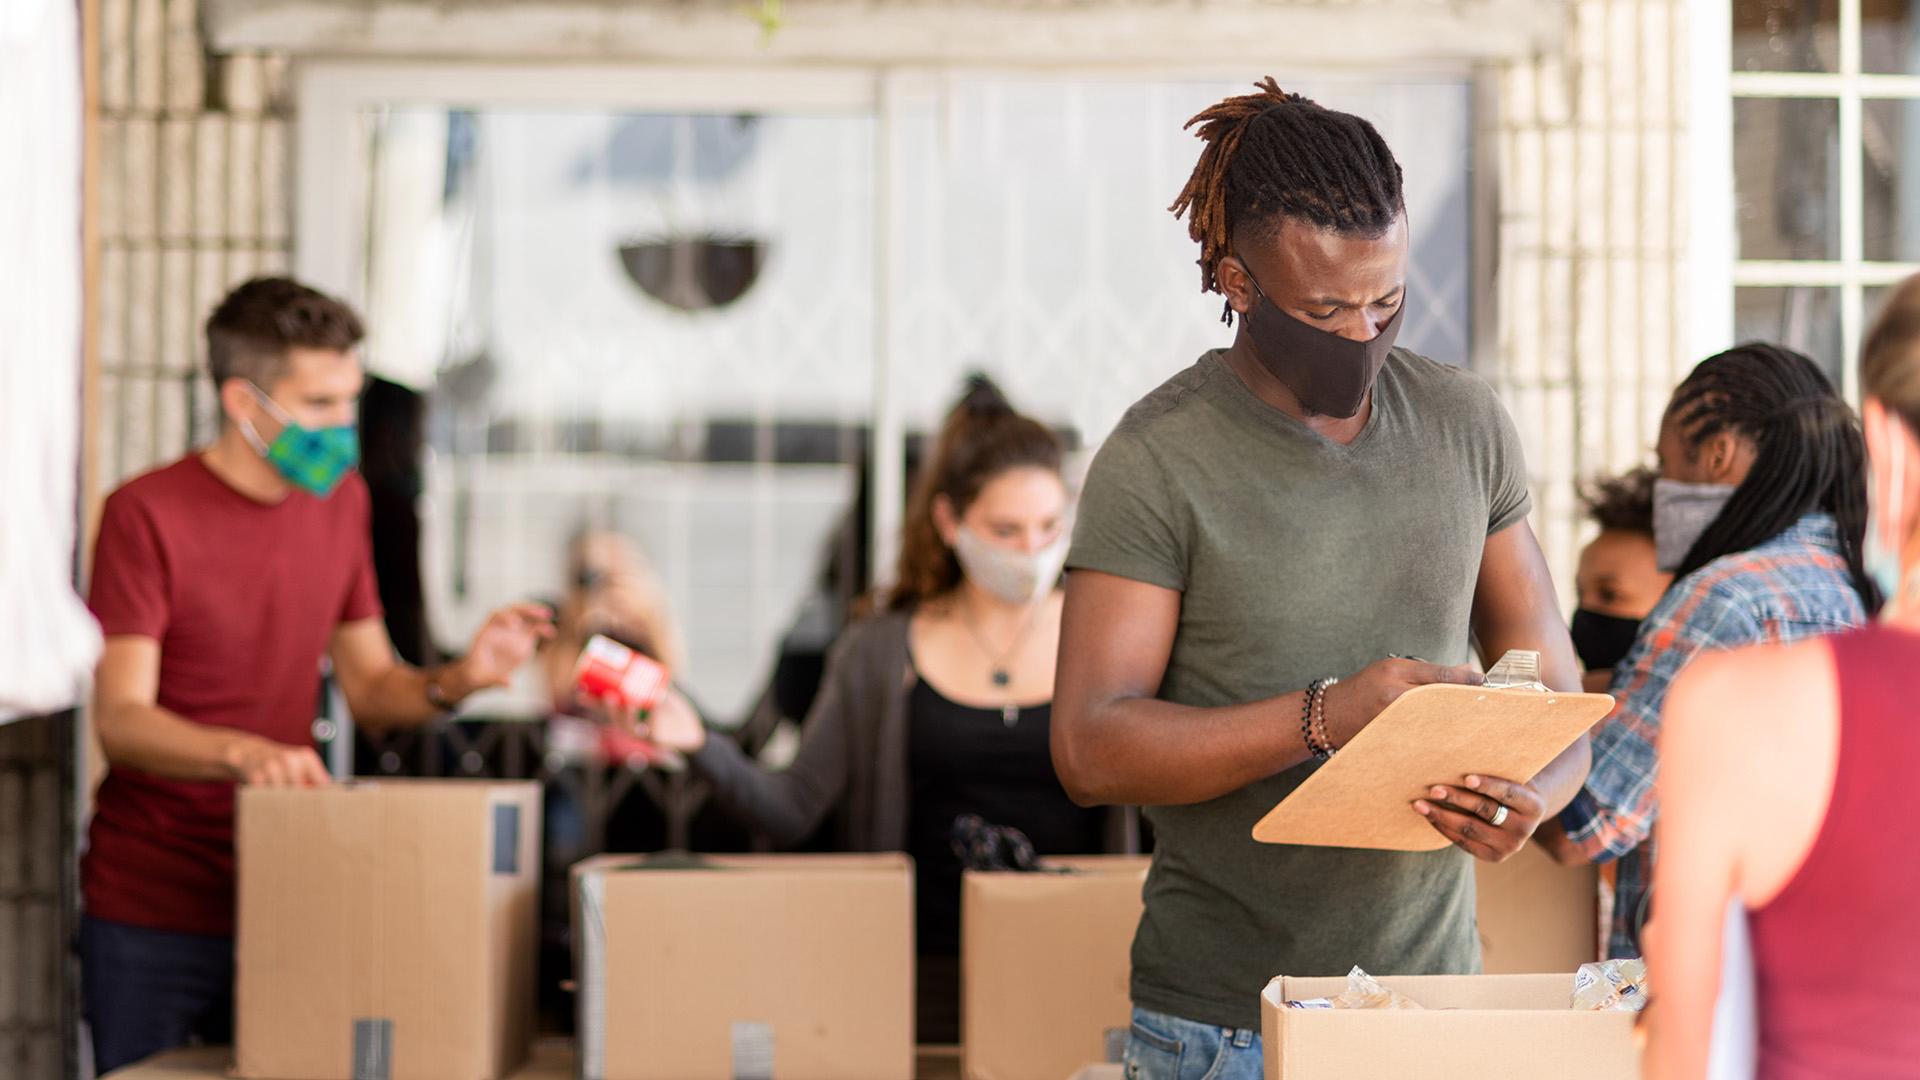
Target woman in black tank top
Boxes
[614,376,1115,1043]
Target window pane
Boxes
[363,109,876,722]
[1735,97,1841,261]
[1864,0,1920,75]
[885,76,1477,439]
[1736,286,1844,377]
[1733,0,1839,72]
[1864,99,1920,261]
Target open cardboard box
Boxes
[1261,973,1639,1079]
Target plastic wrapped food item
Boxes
[1572,958,1650,1013]
[1284,967,1427,1010]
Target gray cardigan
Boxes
[689,610,1132,853]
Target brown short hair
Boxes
[1864,274,1920,432]
[206,277,364,394]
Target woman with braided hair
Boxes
[1642,278,1920,1080]
[1544,342,1874,960]
[1053,79,1591,1077]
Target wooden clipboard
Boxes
[1251,682,1616,851]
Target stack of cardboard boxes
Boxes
[223,782,1631,1080]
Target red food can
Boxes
[573,634,671,716]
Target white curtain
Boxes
[0,0,102,721]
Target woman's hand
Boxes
[598,686,707,754]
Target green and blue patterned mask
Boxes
[238,382,360,498]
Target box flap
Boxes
[961,856,1149,900]
[574,852,912,880]
[691,852,913,874]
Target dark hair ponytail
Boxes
[1667,343,1879,610]
[884,375,1063,612]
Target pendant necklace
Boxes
[961,598,1042,727]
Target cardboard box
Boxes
[106,1041,575,1080]
[961,857,1147,1080]
[105,1043,980,1080]
[1260,973,1639,1079]
[572,853,915,1080]
[235,780,542,1080]
[1477,845,1601,973]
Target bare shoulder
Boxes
[1668,637,1838,745]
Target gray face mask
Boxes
[952,526,1068,606]
[1653,479,1737,573]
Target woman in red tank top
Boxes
[1644,275,1920,1080]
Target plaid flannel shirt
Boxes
[1559,513,1867,958]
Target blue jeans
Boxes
[78,915,234,1075]
[1122,1006,1263,1080]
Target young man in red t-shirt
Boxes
[82,277,554,1074]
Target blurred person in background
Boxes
[532,527,694,1028]
[81,277,552,1073]
[612,375,1116,1044]
[1544,343,1875,960]
[1643,276,1920,1080]
[540,527,688,772]
[542,528,687,708]
[1571,468,1670,694]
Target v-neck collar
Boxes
[1200,349,1395,458]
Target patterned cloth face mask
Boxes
[238,381,360,498]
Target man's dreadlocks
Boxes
[1169,77,1407,305]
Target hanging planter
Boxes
[618,235,770,312]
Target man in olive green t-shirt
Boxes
[1052,81,1591,1080]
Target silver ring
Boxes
[1489,804,1510,828]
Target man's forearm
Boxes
[96,702,253,782]
[1053,691,1313,807]
[347,663,470,735]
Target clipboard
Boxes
[1251,660,1615,851]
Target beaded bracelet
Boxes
[1300,679,1325,759]
[1312,675,1342,759]
[1303,677,1338,760]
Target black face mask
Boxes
[1242,273,1405,419]
[1570,609,1642,674]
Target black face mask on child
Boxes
[1569,609,1642,674]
